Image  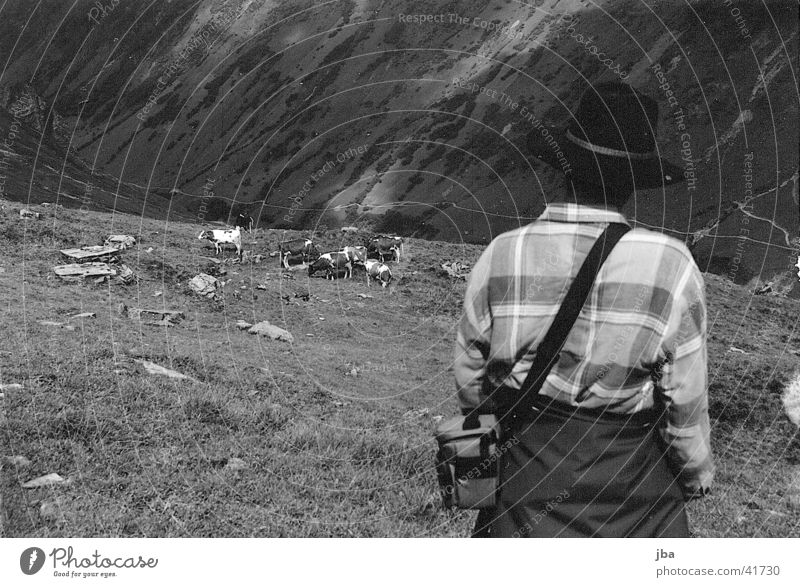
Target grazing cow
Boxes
[198,226,242,258]
[342,245,367,266]
[365,259,392,288]
[235,213,254,233]
[308,252,352,280]
[279,238,319,268]
[367,235,403,263]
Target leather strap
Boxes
[502,223,631,424]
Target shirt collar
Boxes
[538,202,630,225]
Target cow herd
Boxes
[281,236,403,288]
[197,229,403,289]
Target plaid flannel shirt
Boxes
[454,203,714,496]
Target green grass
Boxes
[0,199,798,537]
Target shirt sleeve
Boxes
[657,258,715,499]
[454,242,494,414]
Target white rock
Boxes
[782,371,800,427]
[189,273,219,298]
[22,473,66,488]
[236,320,253,330]
[39,500,60,522]
[2,455,31,468]
[0,383,23,392]
[135,359,198,383]
[248,321,294,343]
[224,457,248,472]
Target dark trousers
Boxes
[473,397,688,538]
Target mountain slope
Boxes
[0,0,797,289]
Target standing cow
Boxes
[367,235,403,263]
[198,226,242,258]
[342,245,367,267]
[308,252,352,280]
[235,213,254,234]
[279,238,319,268]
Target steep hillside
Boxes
[1,198,799,537]
[0,0,797,286]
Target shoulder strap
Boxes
[503,222,631,423]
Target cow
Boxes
[364,259,392,288]
[367,235,403,263]
[235,213,254,234]
[308,252,352,280]
[198,226,242,258]
[342,245,367,267]
[279,238,319,269]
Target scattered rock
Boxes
[256,283,269,290]
[347,367,359,377]
[0,383,23,392]
[236,320,253,330]
[115,264,136,285]
[117,303,128,316]
[127,308,183,326]
[104,235,136,250]
[53,262,116,281]
[153,291,162,297]
[70,312,96,320]
[248,321,294,343]
[2,455,31,468]
[341,226,359,233]
[223,457,248,472]
[357,293,373,299]
[728,346,748,354]
[754,281,774,295]
[189,273,219,298]
[134,359,198,383]
[39,500,61,522]
[440,261,471,279]
[782,371,800,427]
[19,208,41,219]
[146,247,154,253]
[22,473,66,488]
[403,408,430,419]
[60,245,119,262]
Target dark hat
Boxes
[527,82,684,190]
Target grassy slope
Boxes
[1,198,798,537]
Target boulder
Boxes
[189,273,219,298]
[104,235,136,250]
[248,321,294,343]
